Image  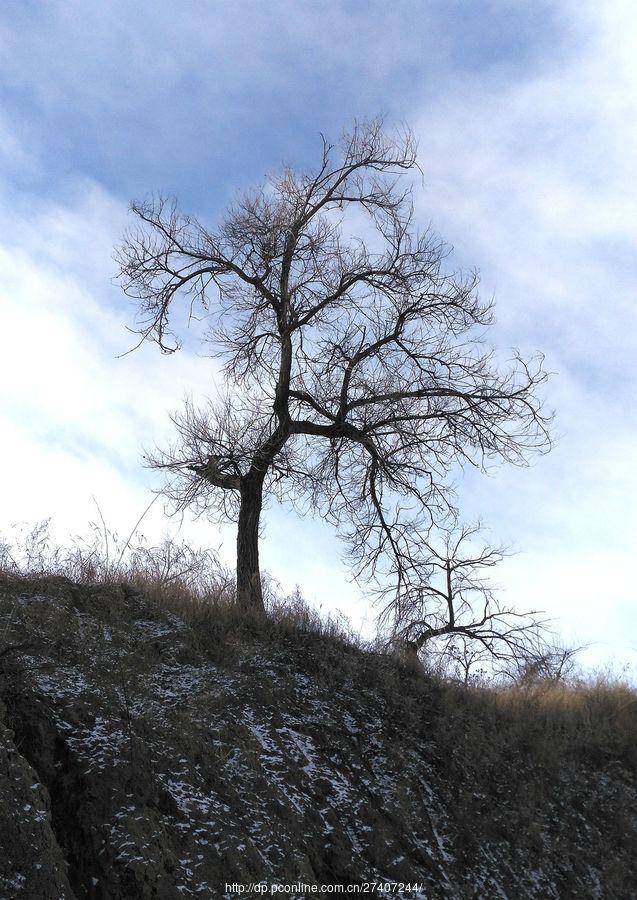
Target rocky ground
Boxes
[1,574,635,898]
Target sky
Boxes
[1,0,636,672]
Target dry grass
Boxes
[0,519,358,650]
[493,675,637,768]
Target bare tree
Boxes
[116,118,551,613]
[385,523,550,667]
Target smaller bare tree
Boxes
[386,523,560,677]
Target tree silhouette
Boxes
[385,522,558,677]
[117,119,551,612]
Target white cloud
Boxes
[411,1,637,667]
[0,177,212,536]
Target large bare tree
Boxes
[117,119,551,613]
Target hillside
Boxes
[1,574,636,899]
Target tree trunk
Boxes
[236,475,265,614]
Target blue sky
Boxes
[1,0,636,670]
[2,2,562,194]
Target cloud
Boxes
[0,174,211,535]
[0,0,564,207]
[409,0,637,667]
